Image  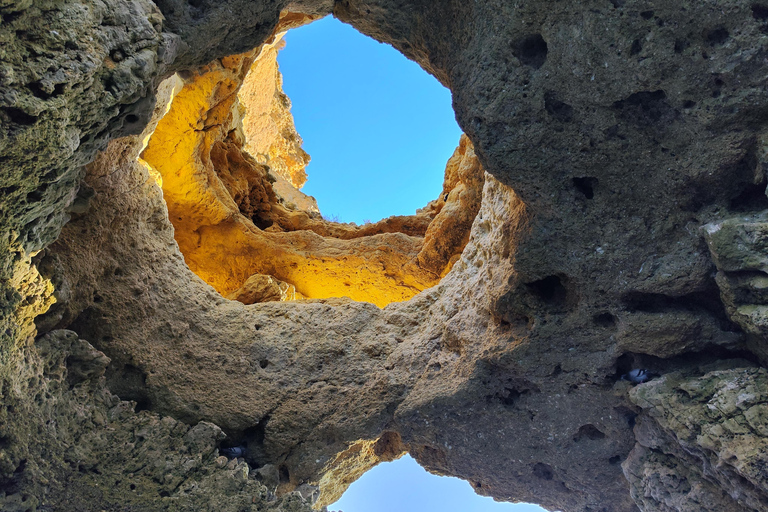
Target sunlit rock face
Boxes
[239,35,311,191]
[3,0,768,511]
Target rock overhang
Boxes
[2,1,768,511]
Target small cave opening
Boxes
[138,14,489,308]
[326,453,547,512]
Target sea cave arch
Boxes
[5,1,766,511]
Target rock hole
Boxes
[526,275,569,307]
[612,90,678,126]
[572,177,598,199]
[728,147,768,212]
[552,364,562,376]
[125,114,139,124]
[752,4,768,20]
[134,398,151,412]
[608,455,622,465]
[259,359,269,369]
[140,16,487,308]
[573,424,606,442]
[640,10,654,19]
[514,34,548,69]
[609,0,625,7]
[673,39,689,53]
[3,107,37,126]
[130,483,136,490]
[27,82,65,100]
[532,462,554,480]
[706,27,730,45]
[278,464,290,483]
[159,490,170,497]
[26,189,44,202]
[629,39,642,55]
[241,415,270,464]
[544,91,574,123]
[682,99,696,109]
[730,180,768,212]
[593,312,616,327]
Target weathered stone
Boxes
[140,43,482,307]
[240,34,312,190]
[626,369,768,512]
[227,273,300,304]
[3,0,768,511]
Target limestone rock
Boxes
[227,273,300,304]
[140,44,482,307]
[240,35,311,190]
[4,0,768,511]
[626,368,768,511]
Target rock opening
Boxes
[140,16,484,308]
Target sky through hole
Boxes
[277,16,463,224]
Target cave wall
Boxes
[2,0,768,511]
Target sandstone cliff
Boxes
[2,1,768,511]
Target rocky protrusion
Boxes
[704,214,768,360]
[227,273,302,304]
[626,368,768,512]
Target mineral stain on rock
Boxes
[3,1,768,511]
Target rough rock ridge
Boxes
[3,0,768,511]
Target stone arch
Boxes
[3,1,768,511]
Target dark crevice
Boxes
[613,90,678,127]
[241,415,271,466]
[573,424,606,442]
[544,91,574,123]
[572,177,598,199]
[752,4,768,20]
[706,27,730,46]
[532,462,554,480]
[525,275,571,309]
[513,34,548,69]
[621,287,737,332]
[3,107,37,125]
[593,311,616,328]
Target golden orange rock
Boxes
[239,36,310,191]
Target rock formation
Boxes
[2,1,768,511]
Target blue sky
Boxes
[278,16,463,224]
[330,455,547,512]
[277,17,547,512]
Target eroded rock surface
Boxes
[3,0,768,511]
[625,367,768,511]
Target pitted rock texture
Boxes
[3,0,768,511]
[239,34,311,190]
[625,367,768,511]
[0,330,317,512]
